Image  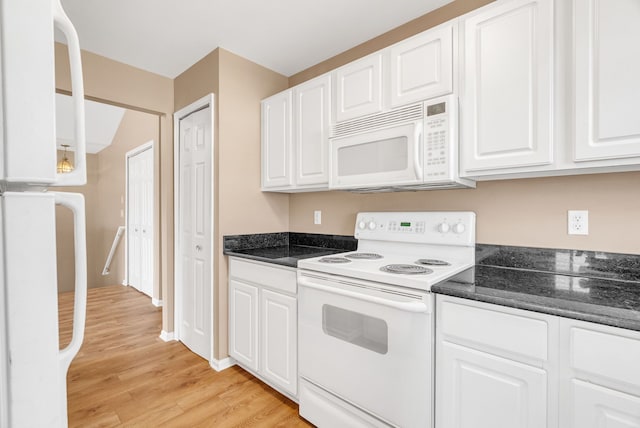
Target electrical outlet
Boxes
[314,210,322,225]
[568,210,589,235]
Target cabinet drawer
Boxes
[439,298,549,362]
[229,258,296,295]
[570,326,640,388]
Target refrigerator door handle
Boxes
[52,0,87,187]
[55,192,87,375]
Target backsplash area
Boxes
[288,171,640,255]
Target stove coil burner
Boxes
[380,264,433,275]
[344,253,383,260]
[416,259,451,266]
[318,257,352,264]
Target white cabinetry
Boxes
[436,295,558,428]
[293,74,331,187]
[334,53,383,122]
[573,0,640,162]
[261,91,292,189]
[559,319,640,428]
[389,23,454,108]
[228,257,298,399]
[437,294,640,427]
[460,0,554,175]
[261,74,330,192]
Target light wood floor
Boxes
[58,285,312,427]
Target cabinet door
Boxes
[571,380,640,428]
[437,341,548,428]
[294,74,330,187]
[389,23,454,108]
[574,0,640,161]
[460,0,554,174]
[261,91,292,189]
[228,280,259,372]
[334,53,383,122]
[260,289,297,396]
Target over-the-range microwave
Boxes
[329,95,475,192]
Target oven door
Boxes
[329,121,423,190]
[298,270,433,428]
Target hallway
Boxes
[58,285,311,427]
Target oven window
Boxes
[322,305,388,354]
[337,137,408,176]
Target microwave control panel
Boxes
[424,95,457,180]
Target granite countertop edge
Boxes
[431,281,640,332]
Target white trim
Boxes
[210,357,236,372]
[124,141,155,298]
[173,93,216,362]
[159,330,176,342]
[151,298,163,307]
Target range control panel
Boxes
[354,211,476,246]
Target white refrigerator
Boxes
[0,0,88,426]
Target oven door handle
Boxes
[298,277,429,313]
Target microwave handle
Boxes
[414,122,423,181]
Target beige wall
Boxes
[174,48,289,359]
[287,0,640,256]
[290,172,640,255]
[55,44,174,331]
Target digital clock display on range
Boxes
[400,222,411,227]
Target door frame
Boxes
[173,93,215,362]
[124,140,155,299]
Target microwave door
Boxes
[330,122,423,189]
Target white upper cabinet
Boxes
[573,0,640,162]
[261,91,292,189]
[293,74,331,187]
[389,23,454,108]
[334,53,384,122]
[460,0,554,175]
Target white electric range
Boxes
[297,211,476,428]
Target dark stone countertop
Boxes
[432,245,640,331]
[223,232,356,268]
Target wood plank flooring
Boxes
[58,285,312,427]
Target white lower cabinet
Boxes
[436,295,558,428]
[438,342,548,428]
[437,295,640,428]
[560,319,640,428]
[228,257,298,399]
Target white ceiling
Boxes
[56,94,126,154]
[58,0,453,78]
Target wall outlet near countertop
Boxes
[568,210,589,235]
[314,210,322,225]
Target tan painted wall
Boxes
[287,0,640,256]
[174,48,289,359]
[290,172,640,255]
[55,44,174,331]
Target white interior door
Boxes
[126,144,153,297]
[175,97,213,361]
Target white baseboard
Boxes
[121,280,128,286]
[152,298,163,307]
[159,330,176,342]
[210,357,236,372]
